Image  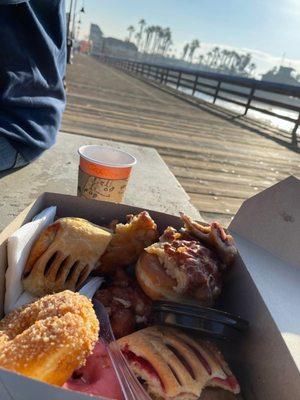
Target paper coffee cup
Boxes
[77,145,137,203]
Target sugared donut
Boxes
[0,291,99,386]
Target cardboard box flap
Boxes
[229,175,300,269]
[229,176,300,372]
[0,367,101,400]
[231,233,300,371]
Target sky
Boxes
[67,0,300,77]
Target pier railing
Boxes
[99,55,300,143]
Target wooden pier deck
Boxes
[62,54,300,225]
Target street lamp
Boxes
[67,0,85,63]
[67,0,74,64]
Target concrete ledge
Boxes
[0,132,200,231]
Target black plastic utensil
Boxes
[153,301,249,340]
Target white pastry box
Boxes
[0,176,299,400]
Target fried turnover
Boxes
[136,216,237,305]
[0,291,99,386]
[98,211,159,275]
[94,269,152,338]
[180,213,237,266]
[22,218,112,296]
[117,326,240,400]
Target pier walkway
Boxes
[62,54,300,225]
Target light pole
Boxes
[67,0,85,63]
[67,0,73,39]
[72,0,78,39]
[67,0,74,64]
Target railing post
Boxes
[176,71,182,89]
[213,80,221,103]
[164,69,169,85]
[141,63,145,76]
[192,75,198,96]
[147,65,151,78]
[155,66,159,81]
[292,111,300,146]
[244,85,255,115]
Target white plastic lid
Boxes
[78,145,137,168]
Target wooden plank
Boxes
[189,192,243,215]
[162,154,299,177]
[62,115,298,164]
[64,104,294,154]
[200,212,234,226]
[170,166,280,187]
[178,177,262,199]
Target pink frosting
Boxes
[64,341,123,400]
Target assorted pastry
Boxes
[0,291,99,386]
[23,217,112,296]
[0,210,241,399]
[94,268,152,339]
[137,213,237,305]
[118,326,240,400]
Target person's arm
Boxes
[0,0,66,162]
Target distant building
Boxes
[79,40,91,54]
[262,66,300,86]
[102,37,137,58]
[89,23,104,56]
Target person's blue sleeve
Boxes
[0,0,66,162]
[0,1,29,4]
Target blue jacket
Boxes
[0,0,66,162]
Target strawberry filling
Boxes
[122,349,165,390]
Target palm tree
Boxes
[182,43,189,60]
[248,62,256,76]
[239,52,252,73]
[143,26,152,53]
[220,49,230,68]
[127,25,135,42]
[233,53,242,73]
[151,26,162,54]
[161,27,172,55]
[227,51,237,69]
[137,18,146,50]
[205,51,213,66]
[198,54,204,65]
[211,46,220,67]
[157,26,165,54]
[135,32,141,45]
[189,39,200,63]
[165,41,173,56]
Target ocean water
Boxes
[167,83,300,136]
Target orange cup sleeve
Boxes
[80,158,132,180]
